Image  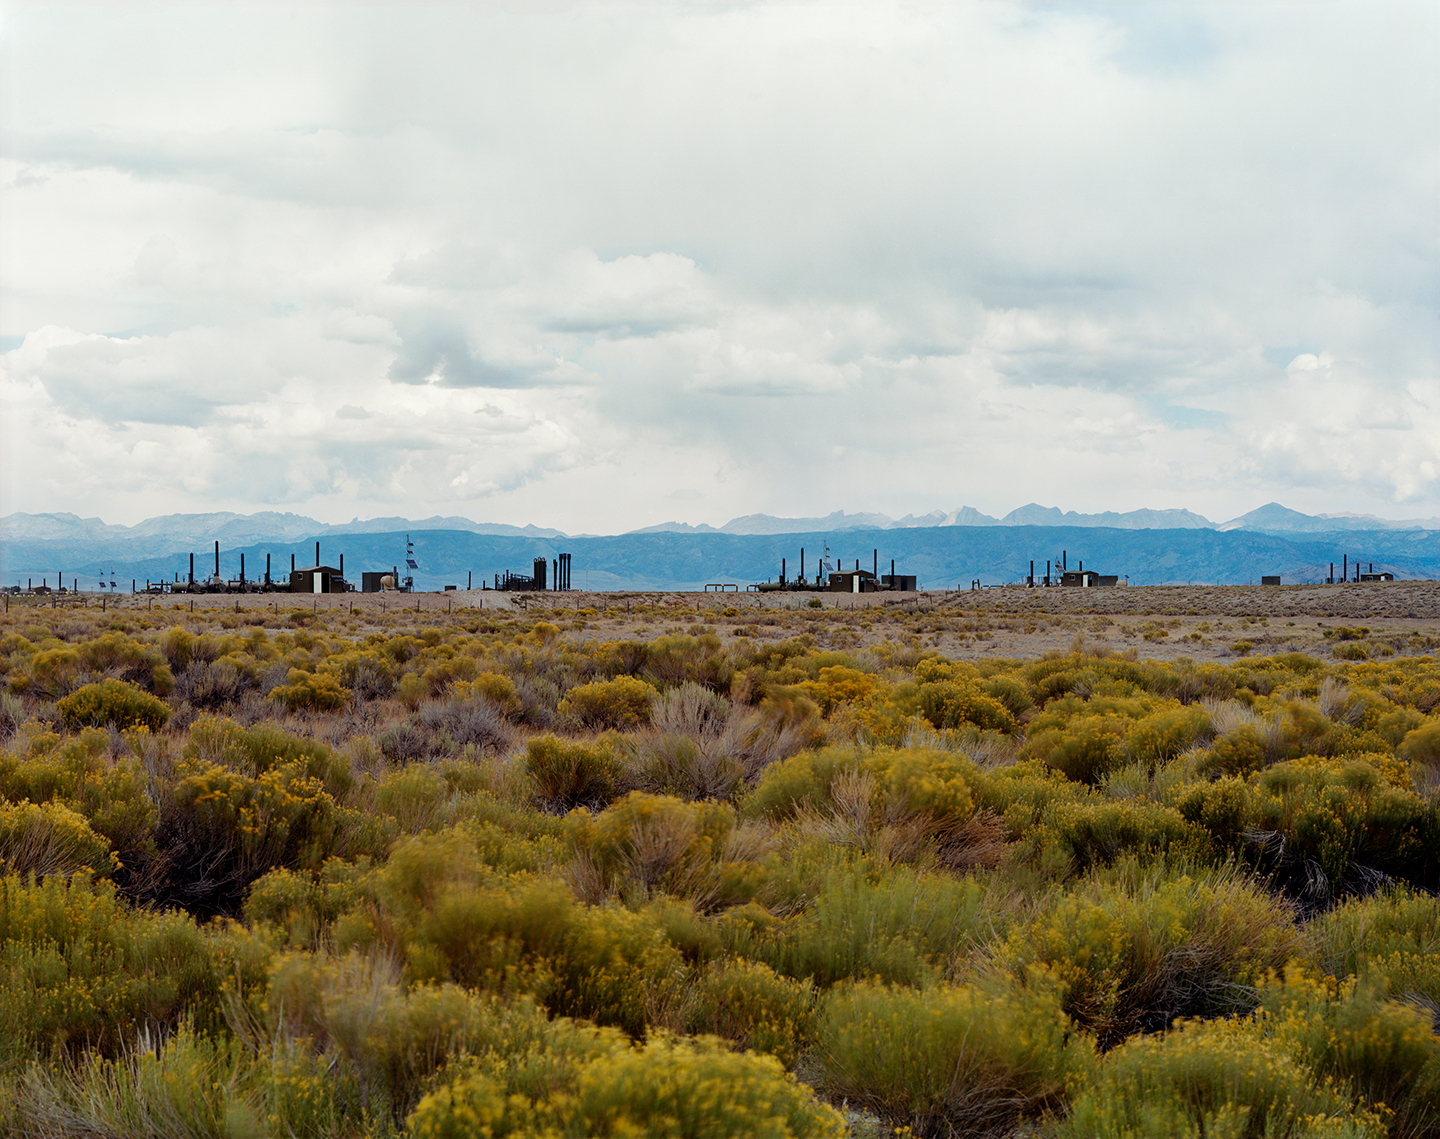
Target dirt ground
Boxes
[19,580,1438,666]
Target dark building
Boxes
[361,572,393,593]
[290,565,343,593]
[1060,570,1118,587]
[1359,572,1395,582]
[880,573,918,591]
[829,569,879,593]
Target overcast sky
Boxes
[2,1,1437,533]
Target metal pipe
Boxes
[316,541,320,567]
[214,541,219,577]
[189,553,194,585]
[800,548,804,582]
[266,553,271,584]
[240,553,245,583]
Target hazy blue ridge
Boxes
[5,526,1438,593]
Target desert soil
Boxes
[41,580,1440,666]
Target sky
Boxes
[2,0,1437,534]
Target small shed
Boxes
[1359,572,1395,582]
[1061,570,1118,588]
[829,569,879,593]
[881,573,918,591]
[1261,576,1281,585]
[290,565,342,594]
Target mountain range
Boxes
[3,503,1438,591]
[6,501,1434,551]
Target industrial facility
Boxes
[493,552,572,591]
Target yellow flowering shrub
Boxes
[1062,1013,1383,1139]
[0,872,216,1065]
[0,800,119,878]
[557,675,656,730]
[410,1031,844,1139]
[1260,966,1440,1136]
[268,667,351,712]
[57,678,171,733]
[686,959,816,1069]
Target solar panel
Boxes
[406,558,419,569]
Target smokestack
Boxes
[782,558,786,584]
[800,548,805,582]
[240,553,245,583]
[1030,559,1034,586]
[214,541,219,577]
[316,541,320,567]
[1063,550,1067,572]
[468,570,472,590]
[891,558,895,588]
[189,553,194,585]
[1343,555,1347,583]
[266,553,271,585]
[291,554,296,573]
[873,549,878,579]
[339,553,344,580]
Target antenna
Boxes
[403,534,417,591]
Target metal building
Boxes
[290,565,344,594]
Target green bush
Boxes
[571,792,759,910]
[1399,719,1440,769]
[525,734,623,810]
[814,978,1079,1138]
[1062,1012,1382,1139]
[686,958,816,1069]
[999,861,1302,1047]
[13,1024,256,1138]
[56,679,170,732]
[764,864,990,989]
[1027,712,1132,784]
[184,716,353,799]
[0,872,216,1066]
[0,728,158,869]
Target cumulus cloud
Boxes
[1,1,1436,530]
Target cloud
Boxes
[1,1,1436,530]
